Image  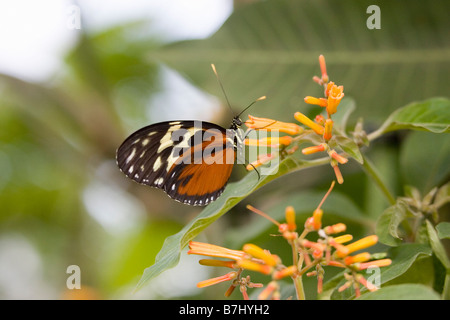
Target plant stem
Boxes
[442,273,450,300]
[293,274,305,300]
[289,236,305,300]
[361,154,396,205]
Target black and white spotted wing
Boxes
[116,120,240,206]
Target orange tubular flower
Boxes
[245,115,303,135]
[294,112,325,135]
[355,274,378,292]
[245,136,293,148]
[302,143,326,155]
[329,150,348,164]
[242,244,280,266]
[319,54,329,83]
[326,83,344,115]
[312,209,323,230]
[323,223,347,235]
[357,259,392,270]
[323,119,333,141]
[333,234,353,244]
[285,206,297,231]
[188,241,245,261]
[344,252,372,265]
[273,265,297,280]
[258,281,279,300]
[304,96,328,107]
[237,259,273,275]
[336,235,379,258]
[197,271,238,288]
[199,259,236,268]
[246,153,276,170]
[332,162,344,184]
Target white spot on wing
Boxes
[153,156,162,171]
[126,148,136,164]
[157,131,173,153]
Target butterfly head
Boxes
[230,116,243,130]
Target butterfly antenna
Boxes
[237,95,266,118]
[211,64,234,116]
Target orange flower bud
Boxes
[242,244,279,266]
[301,239,326,252]
[329,238,349,256]
[304,96,328,107]
[237,259,273,275]
[333,234,353,244]
[246,153,276,170]
[273,265,297,280]
[312,208,323,230]
[331,162,344,184]
[224,284,236,297]
[323,119,333,141]
[199,259,236,268]
[338,281,352,292]
[245,136,293,147]
[336,235,378,258]
[355,274,378,292]
[323,223,347,235]
[245,115,303,135]
[312,249,323,259]
[302,143,326,155]
[358,258,392,270]
[315,114,325,125]
[294,112,325,135]
[327,260,346,268]
[188,241,245,260]
[329,150,348,164]
[258,281,279,300]
[304,216,315,230]
[344,252,371,265]
[196,271,238,288]
[319,54,329,83]
[326,84,344,115]
[285,206,297,231]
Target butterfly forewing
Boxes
[116,121,237,206]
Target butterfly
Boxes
[116,65,265,206]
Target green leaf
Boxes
[376,200,408,246]
[426,220,450,270]
[381,244,432,285]
[372,98,450,137]
[357,284,440,300]
[436,222,450,240]
[153,0,450,123]
[332,135,363,164]
[399,131,450,194]
[134,155,329,290]
[434,182,450,209]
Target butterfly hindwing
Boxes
[116,120,237,206]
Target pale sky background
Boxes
[0,0,233,81]
[0,0,234,299]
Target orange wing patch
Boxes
[165,130,236,205]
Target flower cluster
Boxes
[244,55,348,183]
[188,182,392,299]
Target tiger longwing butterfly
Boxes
[116,65,265,206]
